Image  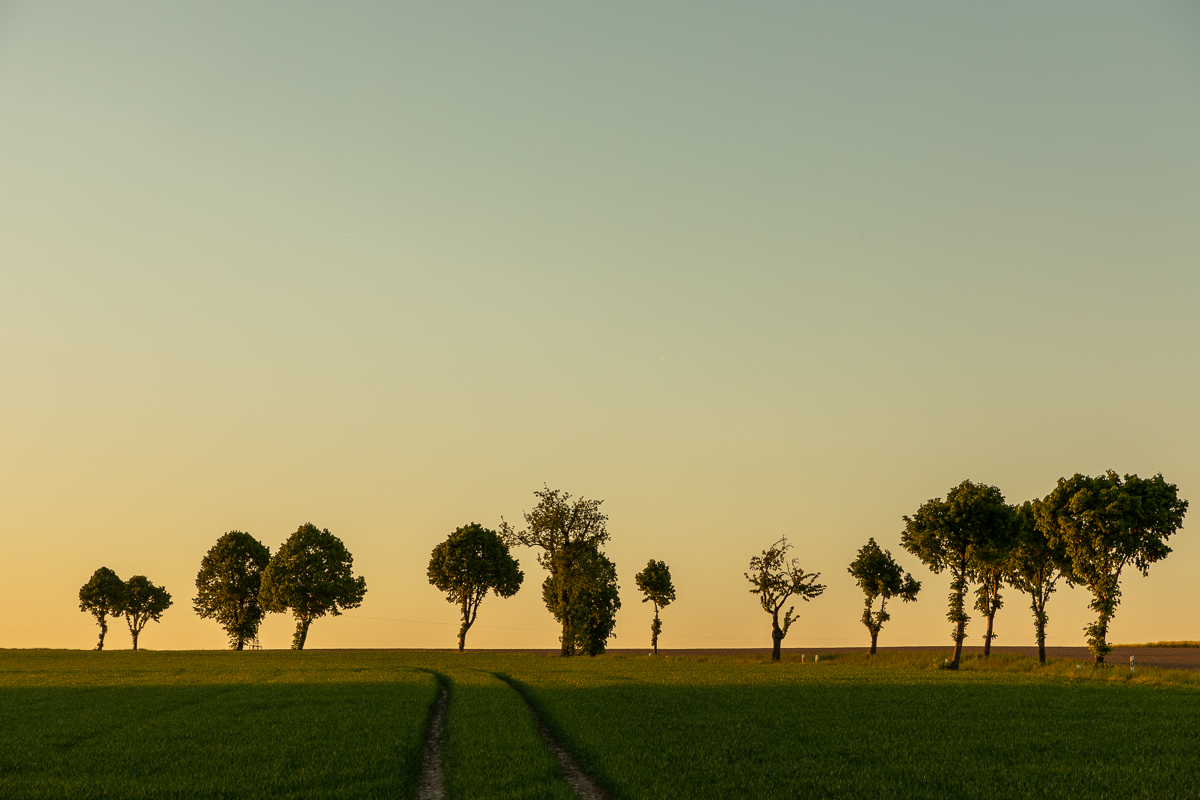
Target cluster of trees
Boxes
[740,471,1187,666]
[79,569,172,650]
[79,472,1185,662]
[80,523,367,651]
[901,472,1187,668]
[428,487,676,657]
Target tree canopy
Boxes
[193,531,272,650]
[1006,500,1073,663]
[427,523,523,651]
[634,559,676,655]
[901,480,1013,669]
[541,541,621,656]
[1038,471,1187,662]
[746,537,825,661]
[260,523,367,650]
[847,538,920,654]
[501,486,611,656]
[79,567,126,651]
[121,575,172,651]
[968,510,1019,656]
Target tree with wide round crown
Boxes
[260,523,367,650]
[427,523,523,651]
[79,567,127,651]
[194,531,272,650]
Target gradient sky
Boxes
[3,1,1198,652]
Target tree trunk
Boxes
[293,618,311,650]
[949,620,965,669]
[131,628,139,651]
[870,631,878,656]
[96,617,107,651]
[771,611,783,662]
[983,611,996,656]
[560,618,572,656]
[560,573,572,657]
[459,598,472,652]
[946,562,969,670]
[236,636,245,651]
[1034,596,1047,664]
[1096,610,1110,664]
[1087,602,1113,664]
[652,606,660,656]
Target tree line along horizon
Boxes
[77,471,1187,668]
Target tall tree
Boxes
[427,523,524,651]
[1006,500,1073,664]
[193,531,272,650]
[746,537,825,662]
[1039,471,1187,663]
[846,539,921,655]
[540,542,621,656]
[970,518,1018,657]
[901,480,1013,669]
[260,523,367,650]
[634,560,676,655]
[121,575,172,651]
[79,567,126,651]
[501,487,611,656]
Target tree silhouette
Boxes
[79,567,126,651]
[427,523,523,651]
[541,541,621,656]
[121,575,172,650]
[194,531,271,650]
[902,480,1013,669]
[260,523,367,650]
[1039,472,1187,663]
[634,560,676,655]
[1006,500,1073,664]
[847,539,920,654]
[501,487,610,656]
[970,518,1018,656]
[746,537,824,662]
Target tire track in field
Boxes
[417,680,449,800]
[492,673,610,800]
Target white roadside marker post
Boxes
[1130,655,1135,674]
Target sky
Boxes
[2,1,1198,653]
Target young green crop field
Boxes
[2,649,1198,799]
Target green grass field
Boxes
[2,649,1198,799]
[0,650,437,799]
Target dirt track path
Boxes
[417,672,606,800]
[494,674,610,800]
[416,683,448,800]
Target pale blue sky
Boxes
[2,1,1198,650]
